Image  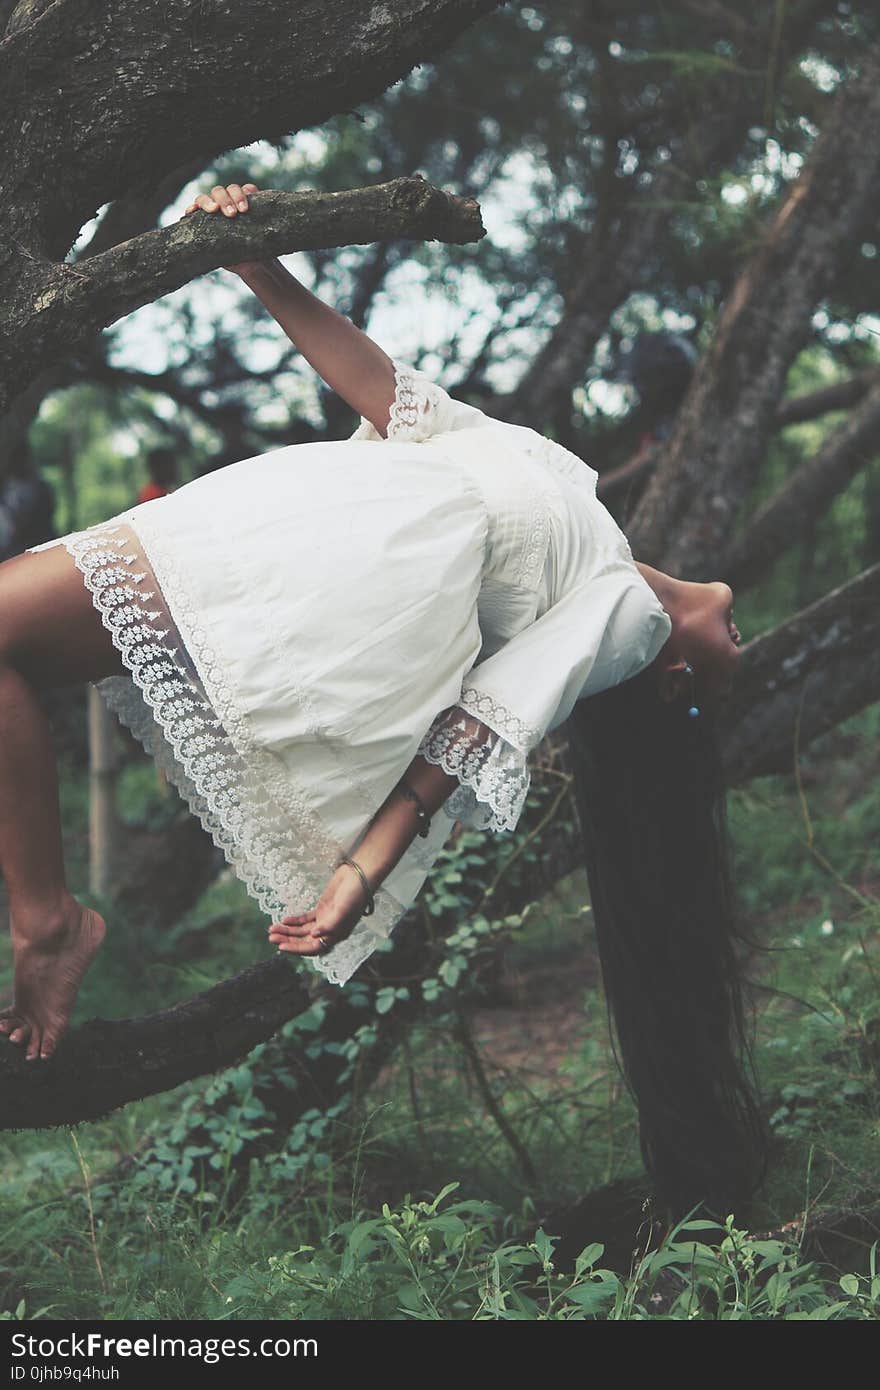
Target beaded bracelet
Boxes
[398,778,431,838]
[336,854,375,915]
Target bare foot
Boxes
[0,900,106,1061]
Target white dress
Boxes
[29,362,672,985]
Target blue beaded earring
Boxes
[683,662,700,718]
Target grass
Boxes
[0,703,877,1318]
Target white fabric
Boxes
[30,359,671,985]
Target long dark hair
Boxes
[566,662,770,1223]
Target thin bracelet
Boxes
[336,854,375,915]
[397,778,431,838]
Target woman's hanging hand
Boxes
[182,182,264,275]
[268,861,373,958]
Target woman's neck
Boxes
[633,561,682,622]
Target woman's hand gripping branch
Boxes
[183,180,398,435]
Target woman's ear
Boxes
[656,658,689,704]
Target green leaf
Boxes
[574,1243,605,1274]
[375,987,397,1015]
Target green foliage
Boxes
[245,1198,879,1320]
[3,1180,875,1321]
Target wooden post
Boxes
[88,686,120,897]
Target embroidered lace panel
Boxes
[64,519,405,986]
[417,705,530,835]
[457,684,538,754]
[350,359,446,444]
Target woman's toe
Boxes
[9,1022,30,1046]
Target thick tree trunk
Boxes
[499,3,831,431]
[0,0,498,416]
[630,42,880,576]
[0,0,500,257]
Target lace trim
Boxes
[417,706,530,835]
[457,684,538,754]
[387,360,425,438]
[64,520,404,987]
[350,359,445,444]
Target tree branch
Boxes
[723,379,880,590]
[720,560,880,786]
[76,159,209,263]
[595,445,658,503]
[575,368,880,514]
[775,367,880,428]
[0,958,311,1127]
[1,179,485,413]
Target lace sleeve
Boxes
[349,359,460,444]
[417,704,531,835]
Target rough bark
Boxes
[720,561,880,786]
[722,379,880,591]
[0,161,209,478]
[0,0,498,426]
[629,43,880,575]
[75,161,210,264]
[0,958,311,1128]
[1,179,485,415]
[0,0,500,257]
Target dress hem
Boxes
[58,518,407,987]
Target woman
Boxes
[0,181,763,1216]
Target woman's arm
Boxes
[185,182,398,436]
[268,749,464,958]
[239,258,399,437]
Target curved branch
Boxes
[595,445,657,502]
[723,380,880,591]
[84,180,483,326]
[0,958,311,1128]
[720,560,880,786]
[2,178,485,412]
[775,367,880,429]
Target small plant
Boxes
[228,1187,879,1320]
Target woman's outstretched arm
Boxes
[238,258,399,437]
[185,182,398,436]
[267,749,465,958]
